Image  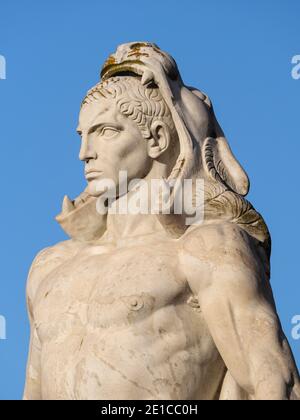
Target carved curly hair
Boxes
[82,76,177,140]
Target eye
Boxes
[99,126,119,138]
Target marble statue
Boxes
[24,42,300,400]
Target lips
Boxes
[85,170,103,180]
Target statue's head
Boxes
[58,42,270,262]
[78,76,179,197]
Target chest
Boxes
[33,244,189,340]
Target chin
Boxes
[87,177,118,199]
[87,180,105,197]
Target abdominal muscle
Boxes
[39,302,225,400]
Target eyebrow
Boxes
[77,122,122,135]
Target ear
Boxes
[148,121,171,159]
[203,136,250,196]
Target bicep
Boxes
[199,263,282,394]
[23,255,45,400]
[23,322,42,400]
[182,224,292,396]
[23,244,70,400]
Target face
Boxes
[77,98,153,197]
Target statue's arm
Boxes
[23,298,42,400]
[182,223,300,400]
[23,250,45,400]
[23,240,78,400]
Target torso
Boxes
[32,231,225,400]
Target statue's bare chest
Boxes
[33,242,190,343]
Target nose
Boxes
[79,134,97,162]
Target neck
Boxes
[105,161,171,241]
[106,212,165,241]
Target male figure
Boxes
[24,43,300,400]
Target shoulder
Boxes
[26,239,81,303]
[180,222,255,258]
[180,222,264,280]
[179,222,265,292]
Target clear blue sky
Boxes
[0,0,299,400]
